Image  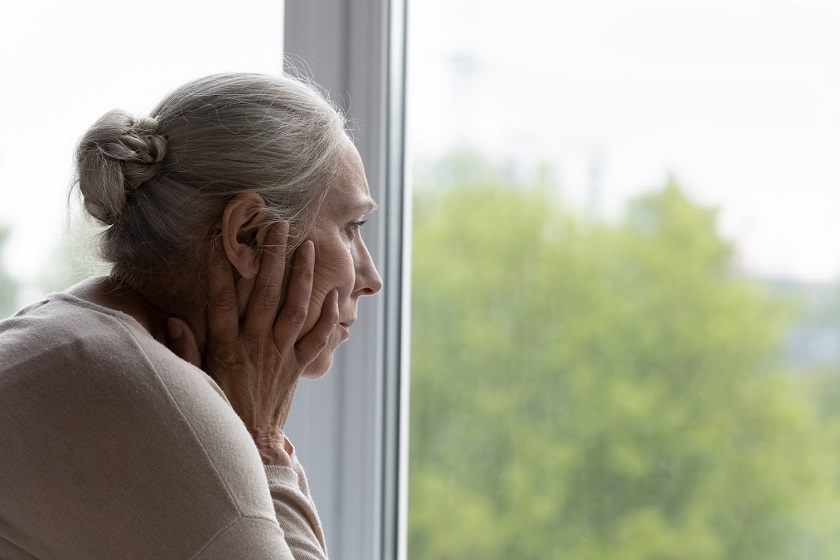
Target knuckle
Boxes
[303,263,314,279]
[260,284,283,306]
[211,286,237,311]
[295,260,314,283]
[286,302,308,325]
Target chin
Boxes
[301,327,349,379]
[301,353,335,379]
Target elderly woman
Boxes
[0,73,382,558]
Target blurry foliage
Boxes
[0,226,19,318]
[408,157,840,559]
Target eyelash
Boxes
[347,219,367,237]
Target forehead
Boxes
[320,141,377,216]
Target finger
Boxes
[273,240,315,348]
[207,239,240,359]
[244,220,289,339]
[167,317,202,367]
[295,288,339,365]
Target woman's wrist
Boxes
[257,444,292,467]
[251,429,292,467]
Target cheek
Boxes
[301,241,354,332]
[312,242,355,298]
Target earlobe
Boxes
[221,192,269,279]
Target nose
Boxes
[354,241,383,297]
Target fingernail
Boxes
[168,318,183,339]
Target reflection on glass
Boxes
[407,2,840,558]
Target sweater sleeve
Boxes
[264,462,328,560]
[193,516,295,560]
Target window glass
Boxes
[406,1,840,557]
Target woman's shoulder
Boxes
[0,290,237,456]
[0,291,281,557]
[1,291,146,368]
[0,290,250,463]
[2,291,202,392]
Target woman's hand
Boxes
[168,221,339,465]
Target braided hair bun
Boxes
[75,110,166,226]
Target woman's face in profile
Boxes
[299,139,383,378]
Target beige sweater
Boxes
[0,293,327,559]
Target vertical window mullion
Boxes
[282,1,406,559]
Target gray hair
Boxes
[73,72,348,295]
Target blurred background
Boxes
[3,1,840,558]
[405,1,840,558]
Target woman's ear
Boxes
[221,192,270,279]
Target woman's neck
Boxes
[68,275,206,353]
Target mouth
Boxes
[339,319,355,337]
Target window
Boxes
[405,1,840,558]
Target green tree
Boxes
[408,169,840,559]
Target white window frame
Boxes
[282,2,409,559]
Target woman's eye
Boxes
[346,219,367,238]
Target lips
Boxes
[337,317,355,338]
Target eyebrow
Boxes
[358,198,378,214]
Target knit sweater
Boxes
[0,293,327,559]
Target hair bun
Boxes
[75,110,167,225]
[119,115,167,189]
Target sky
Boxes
[408,0,840,282]
[2,0,840,287]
